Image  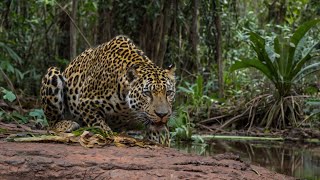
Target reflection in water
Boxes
[171,140,320,180]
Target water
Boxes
[171,140,320,180]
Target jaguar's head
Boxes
[126,64,176,129]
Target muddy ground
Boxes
[0,123,294,180]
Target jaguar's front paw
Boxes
[145,125,170,147]
[53,120,80,133]
[105,129,114,138]
[66,122,80,133]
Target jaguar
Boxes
[40,35,175,146]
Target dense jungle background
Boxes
[1,0,320,138]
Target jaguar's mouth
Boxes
[148,122,168,132]
[141,118,165,127]
[150,120,166,126]
[136,112,169,127]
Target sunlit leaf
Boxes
[178,86,193,94]
[1,88,16,102]
[29,109,45,118]
[230,59,275,84]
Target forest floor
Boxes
[0,122,294,180]
[197,124,320,143]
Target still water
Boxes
[172,140,320,180]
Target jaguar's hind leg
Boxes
[40,67,80,132]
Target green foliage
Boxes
[72,127,112,138]
[0,42,22,64]
[1,87,16,102]
[191,135,205,144]
[178,75,214,107]
[0,108,48,126]
[231,19,320,97]
[29,109,48,127]
[303,98,320,125]
[169,107,194,141]
[0,88,48,126]
[230,19,320,128]
[0,42,27,85]
[0,110,28,124]
[170,74,216,141]
[11,111,29,124]
[0,128,7,134]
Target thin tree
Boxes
[190,0,199,65]
[213,0,224,98]
[97,0,113,44]
[70,0,78,59]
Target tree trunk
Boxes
[139,0,173,67]
[190,0,199,63]
[57,10,70,61]
[181,0,199,74]
[70,0,78,59]
[97,0,113,43]
[1,0,12,29]
[213,0,224,98]
[166,0,179,65]
[156,0,173,67]
[266,0,287,25]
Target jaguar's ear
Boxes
[127,65,139,83]
[166,64,175,80]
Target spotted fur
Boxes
[40,36,175,145]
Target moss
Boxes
[0,128,8,134]
[71,127,116,138]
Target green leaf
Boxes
[290,19,320,46]
[11,111,28,124]
[178,86,193,94]
[195,75,204,98]
[1,88,16,102]
[191,135,204,143]
[249,32,266,62]
[291,42,320,77]
[249,32,277,78]
[1,61,15,74]
[273,37,281,59]
[0,42,22,64]
[29,109,45,118]
[288,19,320,66]
[278,42,290,79]
[15,69,24,81]
[294,61,320,81]
[230,59,275,84]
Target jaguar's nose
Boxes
[155,110,168,119]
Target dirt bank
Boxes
[0,141,293,180]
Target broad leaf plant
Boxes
[230,19,320,129]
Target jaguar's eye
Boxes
[143,91,152,97]
[166,90,174,97]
